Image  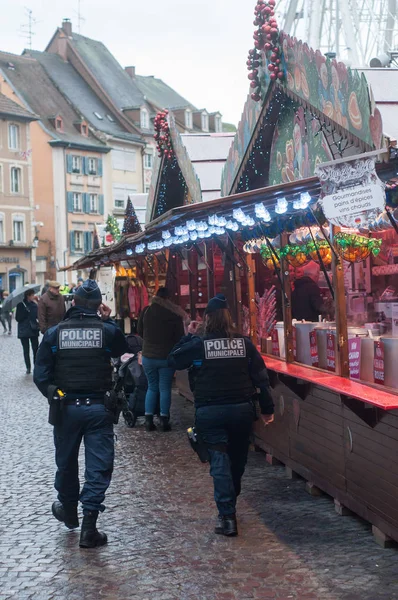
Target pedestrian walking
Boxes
[38,281,66,334]
[168,294,275,537]
[0,291,12,335]
[15,289,40,374]
[33,279,128,548]
[137,287,187,432]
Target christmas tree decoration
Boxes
[93,224,100,250]
[105,214,121,243]
[122,197,142,235]
[334,233,382,263]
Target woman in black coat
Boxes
[15,289,40,374]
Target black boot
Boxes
[52,501,79,529]
[214,515,224,534]
[145,415,156,432]
[216,514,238,537]
[79,511,107,548]
[160,416,171,432]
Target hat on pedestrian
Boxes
[48,281,61,288]
[74,279,102,305]
[205,293,228,315]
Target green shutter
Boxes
[83,193,89,213]
[67,192,74,212]
[69,231,75,253]
[84,231,92,253]
[66,155,73,173]
[81,157,87,175]
[98,194,104,215]
[97,158,103,176]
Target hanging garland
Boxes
[306,240,333,266]
[154,110,174,160]
[248,0,283,102]
[260,244,280,270]
[279,244,310,268]
[334,233,382,263]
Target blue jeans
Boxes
[53,404,114,514]
[195,402,254,516]
[142,356,175,417]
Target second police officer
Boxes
[168,294,275,537]
[34,279,128,548]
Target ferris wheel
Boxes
[275,0,398,67]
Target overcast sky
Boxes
[1,0,256,125]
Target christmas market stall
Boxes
[64,7,398,544]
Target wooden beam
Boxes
[281,233,294,363]
[188,247,198,320]
[205,241,215,299]
[331,225,349,377]
[246,254,257,346]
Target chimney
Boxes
[125,66,136,79]
[62,19,72,37]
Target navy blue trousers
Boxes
[53,404,114,514]
[195,402,254,516]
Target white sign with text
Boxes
[321,183,385,222]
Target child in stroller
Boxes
[113,334,159,427]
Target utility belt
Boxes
[47,387,121,426]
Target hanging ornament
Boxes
[247,0,284,102]
[280,244,310,268]
[154,110,174,161]
[334,233,382,263]
[306,240,333,266]
[260,243,280,270]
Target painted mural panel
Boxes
[220,95,262,197]
[268,101,333,186]
[280,33,382,150]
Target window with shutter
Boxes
[69,231,75,253]
[72,156,81,174]
[74,231,84,252]
[67,191,74,212]
[98,194,104,215]
[66,155,73,174]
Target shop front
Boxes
[0,251,32,292]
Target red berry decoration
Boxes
[154,110,174,161]
[247,0,284,102]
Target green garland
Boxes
[334,233,382,257]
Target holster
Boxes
[48,385,64,427]
[104,390,121,425]
[187,427,227,463]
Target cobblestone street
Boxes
[1,330,398,600]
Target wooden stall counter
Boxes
[256,355,398,548]
[262,356,398,411]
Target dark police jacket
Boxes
[34,306,128,399]
[168,332,274,414]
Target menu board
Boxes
[271,328,280,357]
[309,331,319,367]
[326,332,336,372]
[348,338,361,380]
[374,340,385,385]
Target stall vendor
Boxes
[292,262,327,322]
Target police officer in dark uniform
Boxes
[168,294,275,537]
[34,279,127,548]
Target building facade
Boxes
[0,93,37,291]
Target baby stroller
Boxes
[113,334,159,428]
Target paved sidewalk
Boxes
[1,331,398,600]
